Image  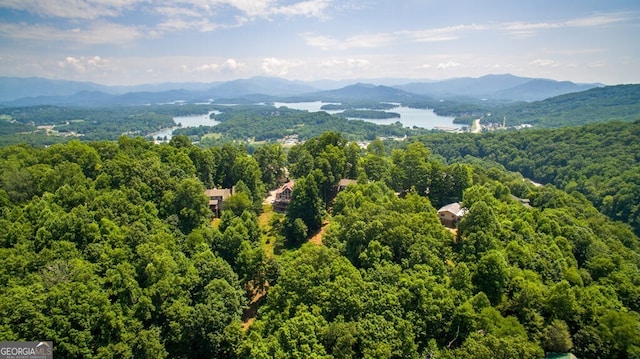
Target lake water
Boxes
[149,111,219,142]
[273,102,461,130]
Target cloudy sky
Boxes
[1,0,638,85]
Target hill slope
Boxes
[305,83,420,102]
[493,84,640,127]
[395,74,600,101]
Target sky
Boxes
[0,0,639,86]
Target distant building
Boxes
[511,194,532,208]
[205,188,232,217]
[337,179,358,192]
[273,181,295,212]
[437,202,467,228]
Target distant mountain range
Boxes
[395,74,601,101]
[304,83,418,102]
[0,74,605,107]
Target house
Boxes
[337,179,358,192]
[437,202,467,228]
[273,181,295,212]
[511,194,532,208]
[205,188,232,217]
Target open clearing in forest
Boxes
[309,220,329,246]
[242,206,330,330]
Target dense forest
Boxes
[404,84,640,127]
[338,110,401,119]
[405,120,640,236]
[0,104,420,147]
[1,130,638,358]
[176,105,413,145]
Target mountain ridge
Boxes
[0,74,607,107]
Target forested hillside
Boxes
[0,104,418,147]
[1,132,638,358]
[492,84,640,127]
[408,120,640,235]
[403,84,640,127]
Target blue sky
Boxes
[0,0,638,85]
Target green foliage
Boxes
[339,109,400,119]
[208,105,413,142]
[285,175,324,245]
[253,143,286,188]
[543,319,573,353]
[0,137,249,358]
[492,84,640,127]
[411,121,640,237]
[1,131,639,358]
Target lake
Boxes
[273,102,461,130]
[149,110,219,142]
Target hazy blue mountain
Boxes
[394,74,601,101]
[491,78,600,101]
[1,76,318,106]
[0,77,111,102]
[0,74,606,107]
[306,78,424,90]
[397,74,525,96]
[3,91,115,107]
[0,76,222,102]
[305,83,419,102]
[110,82,219,93]
[4,89,201,107]
[204,77,318,97]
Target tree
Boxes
[343,142,361,180]
[390,142,432,194]
[473,251,508,305]
[367,138,385,157]
[543,319,573,354]
[188,147,216,188]
[362,153,391,183]
[284,175,324,244]
[253,143,286,188]
[287,145,314,179]
[163,177,211,234]
[223,192,253,217]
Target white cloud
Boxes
[223,58,239,70]
[261,57,300,75]
[0,0,140,19]
[565,12,633,27]
[303,32,394,50]
[58,55,118,73]
[304,11,635,50]
[529,59,560,67]
[0,22,142,45]
[186,58,243,73]
[400,24,486,43]
[320,58,369,68]
[437,61,461,70]
[502,12,634,37]
[155,5,204,19]
[273,0,331,18]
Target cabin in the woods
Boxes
[337,178,358,192]
[205,188,232,217]
[437,202,467,228]
[273,181,295,212]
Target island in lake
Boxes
[339,109,401,119]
